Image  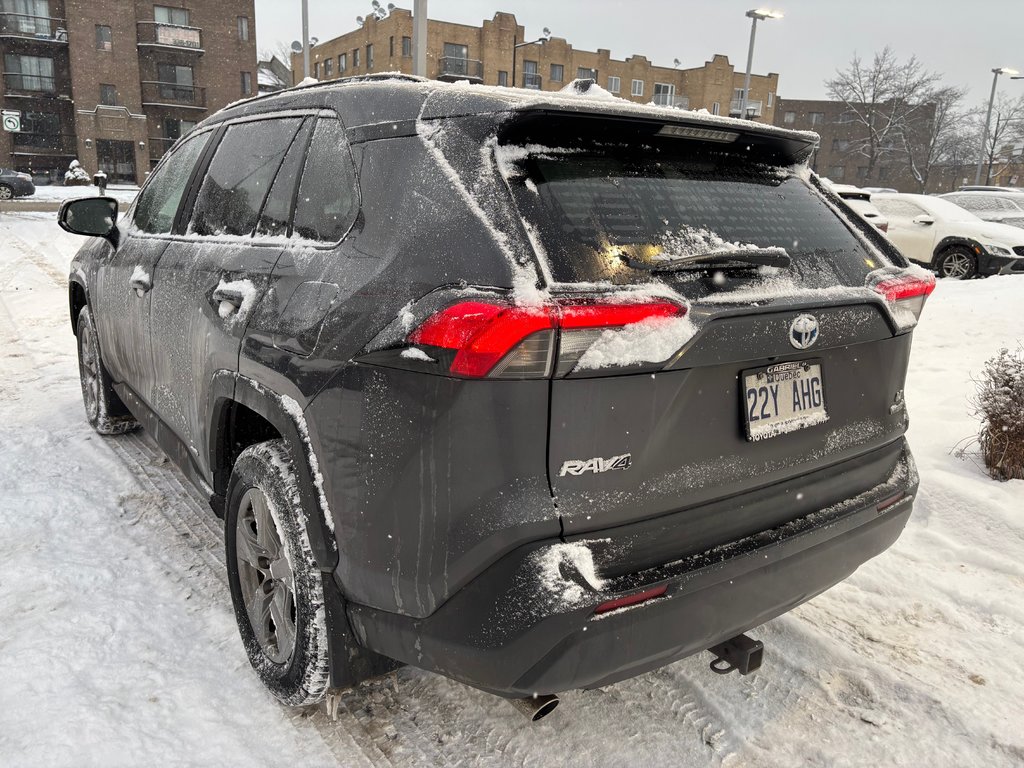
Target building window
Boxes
[366,44,374,70]
[809,112,825,126]
[402,36,412,57]
[522,60,540,89]
[827,165,845,180]
[389,36,394,57]
[353,48,360,68]
[631,79,644,97]
[549,63,564,82]
[712,102,720,116]
[313,61,319,79]
[323,57,332,77]
[237,16,249,42]
[497,70,508,87]
[856,166,869,180]
[653,83,675,107]
[339,53,347,72]
[577,67,597,80]
[154,5,189,25]
[783,111,795,124]
[607,75,620,94]
[99,83,118,106]
[3,53,55,92]
[240,71,252,95]
[767,92,774,107]
[831,138,850,153]
[95,25,112,52]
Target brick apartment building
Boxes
[293,9,779,123]
[773,98,947,192]
[0,0,256,185]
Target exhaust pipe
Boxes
[509,693,559,722]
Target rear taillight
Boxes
[405,298,687,379]
[877,222,889,233]
[871,270,936,327]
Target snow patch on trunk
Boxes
[576,315,697,370]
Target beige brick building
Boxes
[293,9,779,123]
[1,0,257,184]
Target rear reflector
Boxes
[876,491,906,512]
[407,298,686,379]
[594,584,668,615]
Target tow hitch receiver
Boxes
[708,633,764,675]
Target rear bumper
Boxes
[346,442,918,697]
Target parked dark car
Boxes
[60,75,931,718]
[0,167,35,198]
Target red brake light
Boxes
[872,273,936,303]
[594,584,668,615]
[406,298,687,378]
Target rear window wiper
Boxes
[620,247,791,273]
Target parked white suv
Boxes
[830,184,889,233]
[871,193,1024,279]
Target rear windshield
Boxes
[513,152,889,288]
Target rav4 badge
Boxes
[559,454,632,476]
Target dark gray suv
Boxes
[60,75,932,717]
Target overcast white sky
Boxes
[254,0,1023,106]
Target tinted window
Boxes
[133,130,210,234]
[517,152,889,287]
[290,119,357,242]
[255,120,312,237]
[189,118,302,237]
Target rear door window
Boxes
[189,117,303,237]
[255,119,313,237]
[290,118,358,242]
[516,152,890,287]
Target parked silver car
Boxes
[939,191,1024,230]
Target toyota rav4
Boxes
[60,75,931,717]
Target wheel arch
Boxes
[933,236,983,263]
[69,279,88,336]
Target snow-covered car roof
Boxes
[208,74,820,154]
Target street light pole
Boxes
[511,28,550,89]
[975,67,1019,185]
[741,9,782,119]
[301,0,310,79]
[413,0,427,76]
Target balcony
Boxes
[522,72,542,90]
[9,131,77,155]
[729,99,763,118]
[437,57,483,82]
[140,81,206,110]
[0,13,68,43]
[2,72,59,97]
[136,21,203,53]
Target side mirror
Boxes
[912,214,935,226]
[58,196,119,246]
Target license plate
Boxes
[742,360,828,441]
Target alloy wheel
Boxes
[0,186,13,200]
[235,487,297,665]
[940,252,971,278]
[78,327,100,421]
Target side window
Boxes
[290,118,358,242]
[189,118,303,236]
[133,131,211,234]
[874,199,925,219]
[255,120,312,237]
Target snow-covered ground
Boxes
[6,185,140,205]
[1,210,1022,766]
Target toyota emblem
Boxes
[789,314,819,350]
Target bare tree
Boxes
[258,40,295,69]
[972,93,1024,185]
[901,85,968,192]
[826,47,942,182]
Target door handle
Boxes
[212,285,245,317]
[129,270,152,296]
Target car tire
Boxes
[76,307,140,435]
[0,184,13,200]
[225,439,331,706]
[935,247,977,280]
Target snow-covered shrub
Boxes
[972,347,1024,481]
[64,159,91,186]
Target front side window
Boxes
[631,79,644,97]
[95,25,112,51]
[607,75,620,94]
[291,118,358,242]
[873,198,927,219]
[189,118,303,237]
[133,131,211,234]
